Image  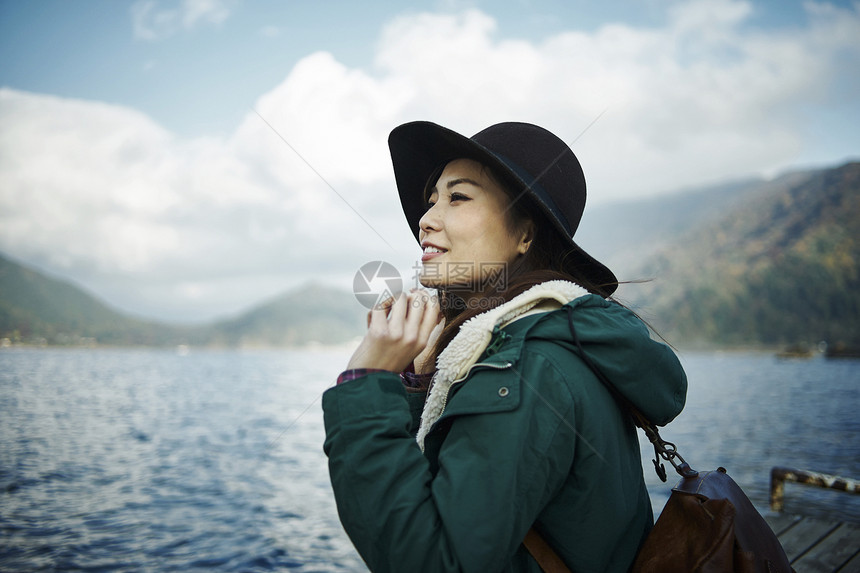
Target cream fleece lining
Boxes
[416,280,589,450]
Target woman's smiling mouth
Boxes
[421,244,447,261]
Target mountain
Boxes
[0,254,364,347]
[205,283,365,347]
[623,161,860,349]
[0,253,173,346]
[576,171,818,281]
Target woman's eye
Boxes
[450,193,469,202]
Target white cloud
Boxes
[235,51,406,189]
[366,3,860,198]
[2,1,859,321]
[131,0,230,41]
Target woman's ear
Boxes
[517,221,535,255]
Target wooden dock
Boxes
[765,513,860,572]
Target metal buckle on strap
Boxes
[641,421,698,481]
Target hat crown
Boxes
[470,122,586,238]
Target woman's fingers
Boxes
[403,290,427,336]
[368,295,395,326]
[384,292,409,338]
[377,295,396,314]
[349,298,398,370]
[413,299,443,374]
[368,299,390,329]
[420,294,441,340]
[406,290,441,339]
[349,289,441,372]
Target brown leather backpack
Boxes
[631,467,794,573]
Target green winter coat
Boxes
[323,289,687,572]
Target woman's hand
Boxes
[346,289,442,372]
[413,317,445,374]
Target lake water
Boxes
[1,347,859,571]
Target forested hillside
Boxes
[626,162,860,349]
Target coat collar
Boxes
[416,280,590,450]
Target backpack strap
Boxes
[523,527,571,573]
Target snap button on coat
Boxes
[498,387,510,397]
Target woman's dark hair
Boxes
[417,161,615,373]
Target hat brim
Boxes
[388,121,618,295]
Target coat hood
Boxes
[524,291,688,426]
[417,281,686,449]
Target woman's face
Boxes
[418,158,531,294]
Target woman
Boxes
[323,121,687,572]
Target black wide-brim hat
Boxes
[388,121,618,295]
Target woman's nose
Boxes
[419,203,442,234]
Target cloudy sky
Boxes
[1,0,858,323]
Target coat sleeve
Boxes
[322,353,581,572]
